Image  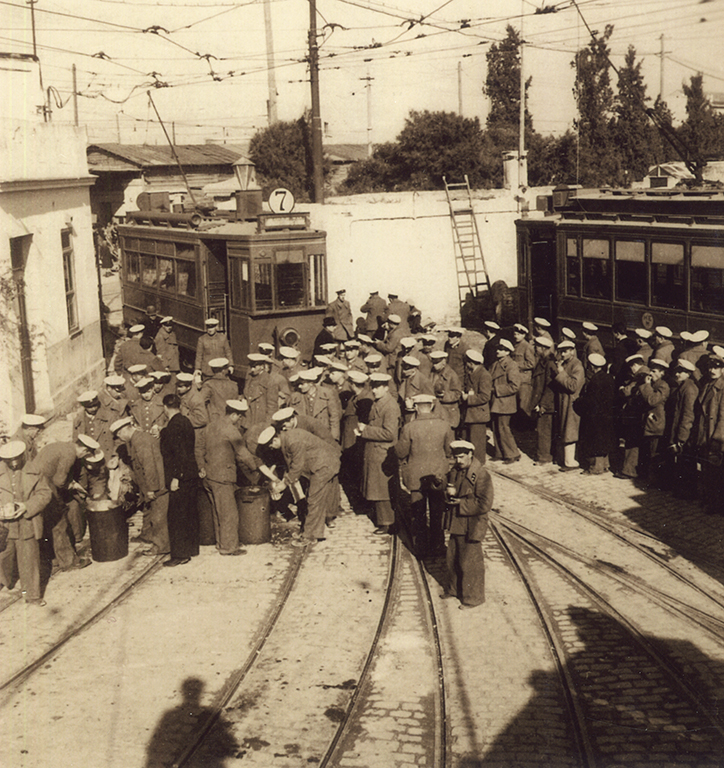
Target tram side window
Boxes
[651,242,684,310]
[229,258,251,310]
[276,262,306,307]
[615,240,646,304]
[126,251,140,283]
[176,260,196,298]
[141,254,157,287]
[565,237,581,296]
[311,253,326,306]
[582,238,611,299]
[254,262,273,310]
[158,257,175,291]
[691,245,724,314]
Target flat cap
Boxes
[484,320,501,331]
[77,434,100,451]
[534,317,551,328]
[465,349,484,364]
[582,322,598,332]
[534,336,554,348]
[498,339,514,352]
[450,440,475,453]
[557,340,575,350]
[635,328,653,339]
[690,330,709,343]
[110,417,133,434]
[104,375,126,388]
[0,441,26,460]
[369,372,391,385]
[587,353,606,367]
[204,318,220,327]
[226,399,248,413]
[412,394,436,405]
[513,323,528,334]
[272,406,296,422]
[128,364,148,375]
[21,413,47,427]
[257,426,277,445]
[129,324,145,334]
[347,370,369,385]
[655,326,673,338]
[77,390,99,405]
[246,353,269,364]
[176,372,195,384]
[402,355,421,367]
[279,346,300,359]
[648,358,669,370]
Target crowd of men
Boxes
[10,290,722,611]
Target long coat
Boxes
[511,339,535,415]
[33,442,78,496]
[289,385,342,442]
[667,377,698,445]
[160,413,198,487]
[244,372,275,426]
[360,392,401,501]
[444,340,469,386]
[359,294,387,333]
[692,376,724,449]
[202,374,239,422]
[398,371,435,412]
[574,370,616,458]
[199,417,257,483]
[194,333,233,377]
[552,356,585,443]
[0,462,51,541]
[464,365,492,425]
[490,356,521,415]
[340,389,373,451]
[179,386,209,429]
[279,428,340,486]
[325,297,354,340]
[431,365,462,428]
[73,407,115,461]
[154,327,180,372]
[446,457,492,541]
[128,430,165,496]
[130,398,168,435]
[395,411,452,492]
[639,378,670,438]
[530,354,557,415]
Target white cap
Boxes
[77,390,99,405]
[205,318,220,327]
[498,339,514,352]
[111,417,133,434]
[625,353,644,364]
[279,346,300,359]
[128,364,148,375]
[21,413,47,427]
[411,394,436,405]
[135,377,154,391]
[582,322,598,332]
[464,349,484,364]
[343,339,361,349]
[209,357,230,369]
[149,370,171,381]
[300,368,323,381]
[0,440,27,460]
[430,350,448,360]
[635,328,653,339]
[587,353,606,367]
[534,336,553,348]
[247,353,269,364]
[104,375,126,388]
[365,353,383,365]
[450,440,475,453]
[712,345,724,358]
[314,355,332,367]
[676,359,696,373]
[533,317,551,328]
[690,330,709,343]
[557,340,575,350]
[176,372,195,384]
[226,399,248,413]
[655,326,672,338]
[680,331,692,342]
[347,370,369,385]
[561,327,576,340]
[161,316,173,324]
[447,327,464,335]
[400,337,416,349]
[369,372,391,385]
[77,434,100,451]
[420,334,437,344]
[484,320,501,331]
[388,314,401,325]
[357,334,374,344]
[328,360,348,372]
[129,324,145,334]
[272,407,296,422]
[513,323,528,334]
[85,449,105,464]
[257,426,277,445]
[258,344,275,355]
[648,358,669,370]
[402,355,420,367]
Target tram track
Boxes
[491,518,724,764]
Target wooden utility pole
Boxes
[72,64,79,126]
[518,2,525,190]
[458,61,463,116]
[264,0,278,124]
[308,0,324,203]
[659,34,665,99]
[360,70,374,157]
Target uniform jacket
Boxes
[325,297,354,340]
[244,372,275,426]
[417,350,433,379]
[128,429,165,496]
[359,294,387,333]
[293,413,337,445]
[582,336,605,360]
[289,385,342,441]
[530,354,557,415]
[98,389,129,421]
[374,326,406,372]
[511,340,535,383]
[114,338,143,375]
[552,356,585,442]
[677,344,708,381]
[280,428,340,486]
[340,388,373,451]
[199,416,257,483]
[73,407,115,460]
[159,413,198,488]
[137,348,164,374]
[360,392,401,501]
[130,398,168,435]
[574,369,616,457]
[464,364,492,424]
[637,342,653,365]
[10,427,42,462]
[268,370,291,411]
[653,341,676,366]
[447,457,492,540]
[154,327,180,372]
[639,377,670,437]
[398,371,435,411]
[432,365,462,428]
[395,411,452,491]
[667,377,698,445]
[0,462,51,541]
[194,333,233,377]
[33,442,79,495]
[179,386,209,429]
[693,376,724,448]
[490,356,521,415]
[281,361,304,381]
[383,299,411,333]
[444,340,469,386]
[202,374,239,422]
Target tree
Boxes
[571,24,620,185]
[613,45,655,184]
[340,110,492,193]
[527,131,578,186]
[248,117,330,202]
[678,73,724,178]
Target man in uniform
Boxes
[481,320,501,370]
[356,372,401,535]
[130,377,168,438]
[98,375,130,422]
[343,339,367,374]
[359,291,387,335]
[679,330,710,380]
[198,400,256,556]
[634,328,654,364]
[638,357,671,484]
[552,339,585,470]
[0,441,52,605]
[533,317,554,343]
[461,349,491,463]
[12,413,47,461]
[417,334,437,378]
[340,371,373,502]
[374,314,406,376]
[114,324,146,378]
[511,323,535,417]
[444,328,468,386]
[398,355,435,424]
[243,353,276,426]
[34,435,96,571]
[430,350,462,431]
[490,339,521,463]
[395,394,453,557]
[666,359,699,496]
[691,354,724,513]
[575,353,616,475]
[160,394,200,567]
[125,364,148,405]
[202,357,240,422]
[154,316,180,374]
[326,289,354,341]
[112,417,170,556]
[581,322,605,361]
[279,346,303,380]
[73,390,115,460]
[442,440,493,610]
[383,293,411,334]
[530,336,557,464]
[288,368,342,442]
[195,318,233,379]
[652,326,676,366]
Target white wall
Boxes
[306,188,530,327]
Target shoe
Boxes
[558,465,579,472]
[373,526,390,535]
[291,538,315,548]
[25,598,47,607]
[439,592,456,600]
[503,456,521,465]
[326,518,336,529]
[219,548,247,556]
[535,459,552,465]
[459,603,481,611]
[141,548,160,556]
[163,557,191,567]
[61,558,92,571]
[613,472,635,480]
[131,535,150,544]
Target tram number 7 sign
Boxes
[269,188,295,214]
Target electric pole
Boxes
[458,61,463,116]
[659,34,665,99]
[360,70,374,157]
[264,0,278,125]
[72,63,78,126]
[518,1,526,190]
[308,0,324,203]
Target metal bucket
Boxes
[236,486,270,545]
[86,500,128,562]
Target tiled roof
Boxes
[87,143,246,170]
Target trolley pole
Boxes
[308,0,324,203]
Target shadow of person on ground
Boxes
[145,677,239,768]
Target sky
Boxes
[3,0,723,148]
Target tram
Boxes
[516,185,724,345]
[117,193,328,375]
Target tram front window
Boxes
[651,242,684,310]
[692,245,724,314]
[276,262,306,307]
[615,240,646,304]
[582,238,611,299]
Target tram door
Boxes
[202,240,229,333]
[529,234,557,322]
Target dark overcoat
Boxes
[360,392,400,501]
[667,378,698,445]
[639,378,670,438]
[446,457,492,541]
[574,370,616,458]
[395,411,452,492]
[692,377,724,448]
[490,356,520,415]
[552,356,585,442]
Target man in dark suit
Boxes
[692,354,724,513]
[160,395,200,566]
[443,440,493,610]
